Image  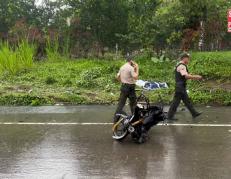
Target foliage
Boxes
[46,36,61,62]
[0,40,35,75]
[0,50,230,106]
[150,1,185,49]
[0,94,52,106]
[190,52,231,79]
[0,43,18,74]
[78,0,129,49]
[17,40,35,69]
[1,0,231,56]
[0,0,37,33]
[78,67,102,88]
[45,76,57,85]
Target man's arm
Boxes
[131,61,139,80]
[116,72,121,82]
[178,65,202,80]
[185,74,202,80]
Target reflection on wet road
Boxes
[0,106,230,179]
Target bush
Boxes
[78,67,102,88]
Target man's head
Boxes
[125,55,133,62]
[125,55,135,67]
[180,52,190,64]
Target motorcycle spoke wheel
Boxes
[112,119,128,140]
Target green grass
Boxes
[46,37,62,62]
[0,51,230,106]
[190,51,231,80]
[0,43,18,75]
[0,40,35,75]
[17,40,35,69]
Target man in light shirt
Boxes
[113,56,139,123]
[167,52,202,120]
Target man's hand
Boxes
[194,75,203,80]
[130,60,139,80]
[131,61,138,71]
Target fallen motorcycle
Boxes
[112,89,166,143]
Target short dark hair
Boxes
[179,52,190,60]
[125,55,133,61]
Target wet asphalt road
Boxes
[0,105,231,179]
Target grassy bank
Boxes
[0,51,230,106]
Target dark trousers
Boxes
[113,84,136,123]
[168,89,197,119]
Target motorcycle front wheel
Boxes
[112,117,128,141]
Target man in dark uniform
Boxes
[113,56,139,123]
[167,52,202,120]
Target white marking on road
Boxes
[162,123,231,127]
[0,122,231,127]
[0,122,112,125]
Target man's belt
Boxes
[122,83,135,86]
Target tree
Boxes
[123,0,159,52]
[0,0,38,37]
[78,0,129,53]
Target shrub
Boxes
[78,67,102,88]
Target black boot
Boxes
[192,112,202,118]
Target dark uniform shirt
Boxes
[175,63,188,92]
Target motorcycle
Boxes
[112,89,166,143]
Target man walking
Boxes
[167,52,202,120]
[113,56,139,123]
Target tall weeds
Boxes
[17,40,35,69]
[0,40,35,75]
[46,36,61,62]
[0,43,18,75]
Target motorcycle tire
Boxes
[112,116,128,141]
